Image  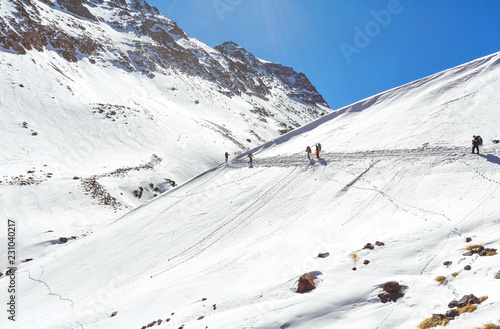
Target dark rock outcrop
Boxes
[363,243,375,250]
[383,281,401,292]
[378,281,405,303]
[449,294,480,308]
[445,309,458,319]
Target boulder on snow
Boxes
[296,273,317,293]
[110,311,117,317]
[466,237,472,242]
[379,281,405,303]
[457,294,480,307]
[378,291,404,303]
[378,292,390,303]
[479,248,497,256]
[443,261,452,266]
[464,265,472,271]
[431,314,445,322]
[445,309,458,319]
[317,252,330,258]
[375,241,385,246]
[383,281,401,292]
[59,237,68,243]
[495,271,500,279]
[363,243,375,250]
[6,268,17,276]
[363,260,370,265]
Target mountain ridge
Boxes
[0,0,328,107]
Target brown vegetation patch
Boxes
[435,276,447,284]
[419,317,450,329]
[457,304,477,315]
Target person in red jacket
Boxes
[315,143,321,158]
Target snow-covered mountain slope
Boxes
[2,49,500,329]
[0,0,329,264]
[250,51,500,156]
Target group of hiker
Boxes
[224,151,253,164]
[223,135,485,165]
[305,143,322,159]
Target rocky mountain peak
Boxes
[1,0,329,123]
[215,41,257,64]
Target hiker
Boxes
[248,153,253,165]
[315,143,321,158]
[305,146,312,159]
[225,152,229,163]
[472,135,480,154]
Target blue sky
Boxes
[146,0,500,110]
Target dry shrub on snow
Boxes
[479,296,489,303]
[465,244,484,250]
[435,276,447,284]
[419,317,450,329]
[457,304,477,315]
[475,324,500,329]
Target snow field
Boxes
[2,147,500,328]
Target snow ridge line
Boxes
[150,167,299,279]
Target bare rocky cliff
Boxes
[1,0,329,112]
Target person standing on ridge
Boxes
[472,135,480,154]
[306,146,312,159]
[248,153,253,165]
[225,151,229,163]
[315,143,321,158]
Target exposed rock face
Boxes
[215,41,328,106]
[296,273,317,293]
[0,0,329,123]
